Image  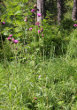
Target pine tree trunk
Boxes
[72,0,77,21]
[37,0,44,22]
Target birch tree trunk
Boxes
[57,0,64,25]
[72,0,77,21]
[37,0,44,23]
[57,0,62,25]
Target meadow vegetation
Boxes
[0,0,77,109]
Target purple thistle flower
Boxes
[31,9,35,13]
[2,22,5,24]
[35,22,40,26]
[14,40,18,44]
[29,27,32,31]
[37,13,41,17]
[38,30,41,34]
[7,37,11,41]
[73,24,77,27]
[9,34,13,37]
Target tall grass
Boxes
[0,55,77,110]
[0,0,77,109]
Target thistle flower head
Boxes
[35,22,40,26]
[31,9,35,13]
[29,27,32,31]
[7,37,11,41]
[9,34,13,37]
[14,40,18,44]
[2,22,5,24]
[37,13,41,17]
[38,30,41,34]
[73,24,77,27]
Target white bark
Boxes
[57,0,61,25]
[37,0,44,23]
[72,0,77,21]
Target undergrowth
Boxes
[0,57,77,110]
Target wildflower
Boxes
[24,19,26,22]
[35,22,40,26]
[38,30,41,34]
[14,40,18,44]
[38,75,41,78]
[2,21,5,24]
[73,24,77,27]
[9,34,13,37]
[31,9,35,13]
[37,13,41,17]
[7,37,11,41]
[29,27,32,31]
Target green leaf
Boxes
[15,10,21,15]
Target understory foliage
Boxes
[0,0,76,61]
[0,0,77,110]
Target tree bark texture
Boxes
[57,0,64,24]
[37,0,44,22]
[57,0,62,24]
[72,0,77,21]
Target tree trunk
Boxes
[37,0,44,23]
[57,0,64,25]
[72,0,77,21]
